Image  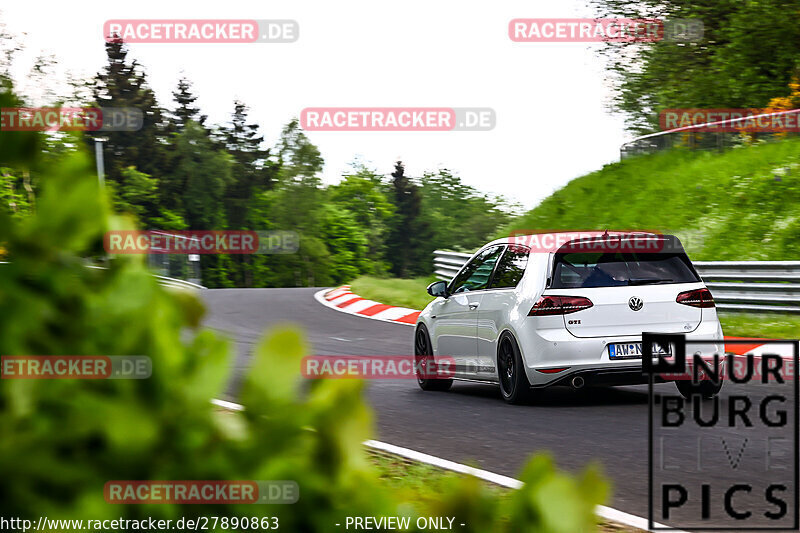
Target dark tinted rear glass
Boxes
[551,252,700,289]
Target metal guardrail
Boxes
[433,250,473,282]
[433,250,800,313]
[694,261,800,313]
[619,108,800,159]
[433,250,472,281]
[153,274,207,291]
[2,262,206,290]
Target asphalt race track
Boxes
[202,288,797,528]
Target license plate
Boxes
[608,342,671,359]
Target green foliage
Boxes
[175,121,234,229]
[385,161,430,278]
[328,165,395,276]
[109,166,158,223]
[320,205,369,284]
[505,136,800,260]
[420,169,514,253]
[592,0,800,133]
[0,167,33,220]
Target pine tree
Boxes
[171,77,207,131]
[385,161,428,277]
[222,101,272,226]
[90,37,166,188]
[220,101,273,286]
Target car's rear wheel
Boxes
[497,332,532,404]
[414,325,453,392]
[675,378,723,400]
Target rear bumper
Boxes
[543,366,670,388]
[517,319,724,386]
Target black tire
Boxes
[414,325,453,392]
[675,378,723,400]
[497,332,532,404]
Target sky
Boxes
[1,0,633,210]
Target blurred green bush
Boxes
[0,90,608,532]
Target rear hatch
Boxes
[548,237,705,338]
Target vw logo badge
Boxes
[628,296,643,311]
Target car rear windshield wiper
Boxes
[627,278,673,285]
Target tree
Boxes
[270,119,325,233]
[591,0,800,133]
[319,204,369,283]
[328,164,395,275]
[419,169,514,255]
[170,77,207,132]
[221,101,272,228]
[385,161,428,277]
[220,101,273,286]
[109,166,158,224]
[90,37,166,182]
[250,119,331,287]
[172,121,233,229]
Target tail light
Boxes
[536,367,569,374]
[676,288,715,308]
[529,295,593,316]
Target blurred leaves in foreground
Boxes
[0,89,608,531]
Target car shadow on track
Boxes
[446,382,655,407]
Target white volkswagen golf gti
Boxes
[414,232,725,404]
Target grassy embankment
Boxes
[352,138,800,338]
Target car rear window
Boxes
[550,252,700,289]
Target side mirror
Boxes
[427,280,449,298]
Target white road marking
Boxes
[211,397,682,532]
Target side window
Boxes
[490,245,529,289]
[449,246,504,293]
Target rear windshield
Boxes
[550,252,700,289]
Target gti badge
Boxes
[628,296,643,311]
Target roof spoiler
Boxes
[553,233,686,255]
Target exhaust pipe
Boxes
[571,376,585,389]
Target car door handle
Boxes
[468,302,480,310]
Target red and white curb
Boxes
[314,285,420,325]
[211,398,675,532]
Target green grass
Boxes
[369,451,509,507]
[719,312,800,339]
[349,275,437,310]
[503,137,800,261]
[369,452,640,533]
